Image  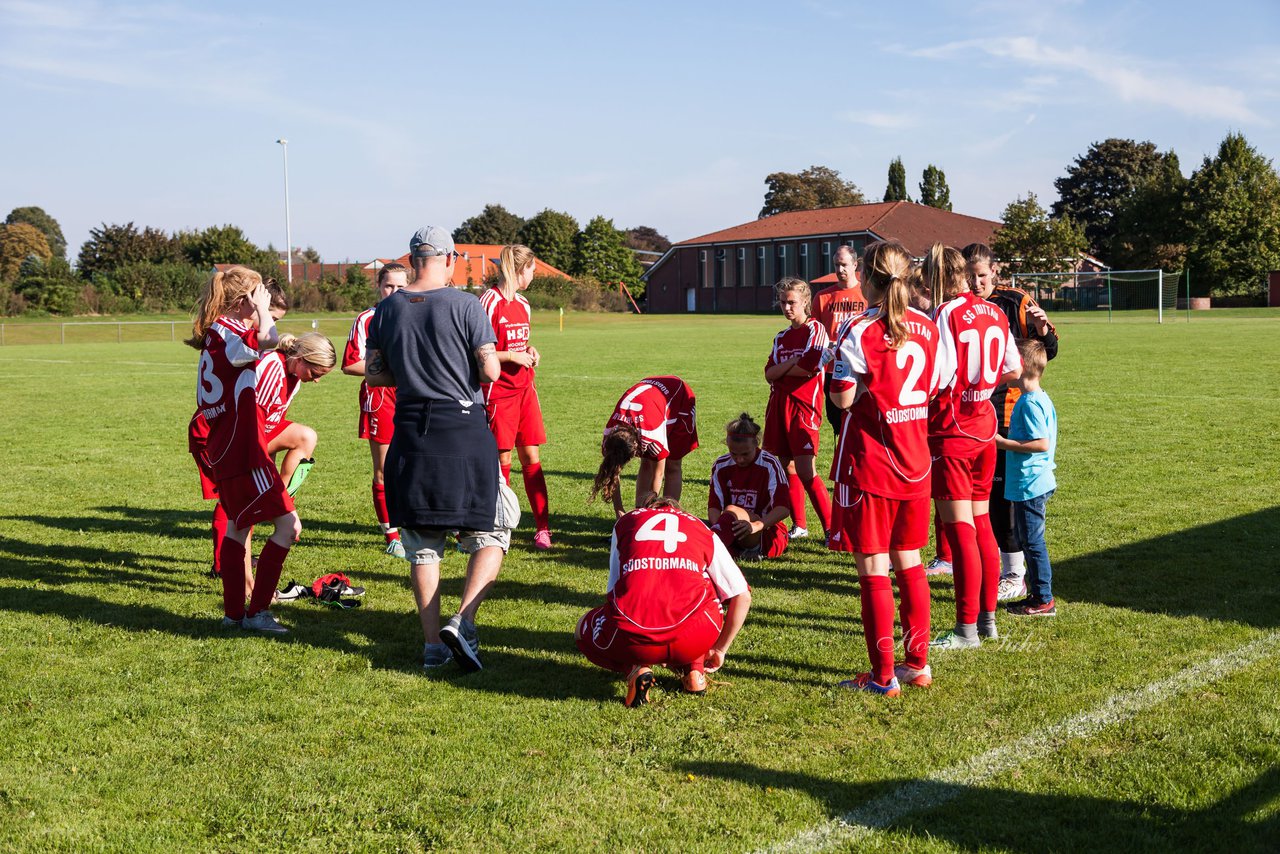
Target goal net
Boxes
[1008,269,1181,322]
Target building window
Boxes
[799,243,810,281]
[736,247,746,288]
[699,249,709,288]
[714,248,726,288]
[775,244,788,281]
[757,246,767,287]
[821,241,832,276]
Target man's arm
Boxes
[474,342,500,384]
[364,347,396,387]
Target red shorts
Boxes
[359,404,395,444]
[829,483,929,553]
[931,443,996,501]
[758,520,789,559]
[193,450,218,500]
[215,465,295,530]
[664,416,698,461]
[763,394,821,459]
[264,418,292,444]
[485,384,547,450]
[575,600,722,673]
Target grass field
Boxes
[1,309,1277,852]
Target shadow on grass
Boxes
[682,760,1280,853]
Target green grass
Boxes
[1,310,1277,852]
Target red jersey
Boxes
[929,292,1021,457]
[604,376,696,461]
[255,351,300,437]
[813,284,869,341]
[766,318,828,407]
[830,307,941,499]
[478,288,533,398]
[606,507,748,631]
[344,307,396,414]
[708,449,790,516]
[196,316,270,479]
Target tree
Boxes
[992,192,1087,274]
[918,165,952,211]
[76,222,182,280]
[181,224,277,274]
[573,216,645,296]
[6,206,66,259]
[0,222,53,282]
[300,246,322,263]
[453,204,526,245]
[884,157,908,202]
[1186,132,1280,298]
[517,209,579,273]
[1109,152,1192,271]
[624,226,671,255]
[759,166,865,218]
[1052,138,1165,255]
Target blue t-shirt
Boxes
[366,287,496,405]
[1005,389,1057,501]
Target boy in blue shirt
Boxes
[995,339,1058,616]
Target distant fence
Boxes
[0,318,355,347]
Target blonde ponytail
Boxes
[185,266,262,348]
[498,244,536,291]
[923,243,967,308]
[280,332,336,370]
[860,241,915,350]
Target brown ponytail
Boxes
[724,412,761,442]
[860,240,914,350]
[591,423,640,503]
[185,266,262,348]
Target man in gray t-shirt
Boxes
[365,225,516,674]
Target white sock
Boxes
[1000,551,1025,579]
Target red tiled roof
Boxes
[388,243,571,286]
[674,201,1000,258]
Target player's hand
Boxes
[704,647,725,673]
[511,351,536,368]
[249,283,271,312]
[1026,303,1050,335]
[527,346,541,368]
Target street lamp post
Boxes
[276,138,292,284]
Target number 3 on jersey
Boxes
[634,512,688,553]
[196,351,223,405]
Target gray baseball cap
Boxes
[409,225,455,257]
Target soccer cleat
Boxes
[837,672,902,697]
[440,614,482,672]
[241,610,288,634]
[1006,598,1057,616]
[978,621,1000,641]
[930,630,982,650]
[925,557,953,577]
[788,525,810,540]
[682,669,708,695]
[740,545,763,563]
[386,539,406,559]
[275,581,307,601]
[893,662,933,688]
[533,529,553,551]
[220,616,241,629]
[996,575,1027,602]
[625,666,655,707]
[422,642,453,670]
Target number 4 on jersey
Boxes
[634,512,688,554]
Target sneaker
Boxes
[925,557,953,577]
[930,630,981,650]
[422,641,453,669]
[682,669,708,695]
[241,610,288,634]
[1007,598,1056,616]
[440,614,482,672]
[837,672,902,697]
[996,575,1027,602]
[788,525,810,540]
[386,539,406,559]
[533,529,553,551]
[893,662,933,688]
[978,621,1000,640]
[625,666,655,707]
[220,615,241,629]
[275,581,308,601]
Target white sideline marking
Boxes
[761,631,1280,853]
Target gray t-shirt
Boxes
[366,287,496,405]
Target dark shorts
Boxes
[386,399,499,532]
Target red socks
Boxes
[219,538,247,620]
[210,503,228,574]
[934,510,952,562]
[522,462,551,531]
[787,474,807,528]
[975,513,1000,614]
[710,511,738,550]
[247,540,290,616]
[895,565,930,670]
[805,476,832,533]
[944,520,981,624]
[500,461,512,484]
[860,574,896,684]
[371,481,399,544]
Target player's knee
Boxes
[300,425,318,455]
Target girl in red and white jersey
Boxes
[258,331,335,490]
[186,266,300,634]
[763,277,833,542]
[479,245,553,549]
[828,240,941,695]
[342,263,407,557]
[592,376,698,517]
[925,244,1021,650]
[707,413,791,561]
[575,495,752,705]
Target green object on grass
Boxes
[286,458,314,496]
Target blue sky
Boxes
[1,0,1276,262]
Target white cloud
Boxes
[840,110,917,130]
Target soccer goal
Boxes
[1009,269,1186,323]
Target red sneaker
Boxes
[1006,598,1056,616]
[837,672,902,697]
[893,662,933,688]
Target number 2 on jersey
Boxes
[896,341,928,406]
[634,512,688,554]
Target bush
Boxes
[522,274,630,312]
[93,261,207,312]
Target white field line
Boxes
[762,630,1280,853]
